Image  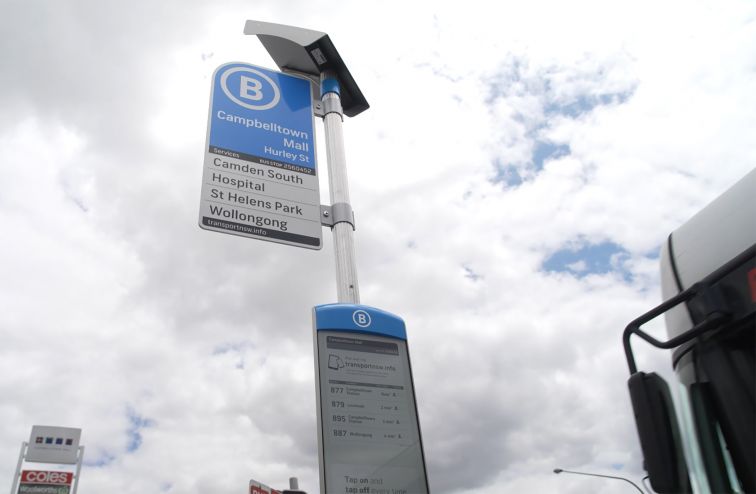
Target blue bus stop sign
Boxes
[312,304,430,494]
[199,62,322,249]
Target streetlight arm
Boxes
[554,468,644,494]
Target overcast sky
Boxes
[1,1,754,493]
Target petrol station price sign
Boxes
[199,62,322,249]
[313,304,429,494]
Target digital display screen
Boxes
[316,331,429,494]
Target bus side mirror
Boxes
[628,372,691,494]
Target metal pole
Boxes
[282,476,306,494]
[554,468,644,494]
[320,70,359,304]
[72,446,85,494]
[10,442,26,494]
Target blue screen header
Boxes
[313,304,407,340]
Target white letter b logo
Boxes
[219,66,280,111]
[240,76,263,101]
[353,310,371,328]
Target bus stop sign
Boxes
[199,62,322,249]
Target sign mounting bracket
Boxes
[320,203,355,229]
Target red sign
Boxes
[249,484,281,494]
[748,268,756,302]
[20,471,73,485]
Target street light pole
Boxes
[554,468,644,494]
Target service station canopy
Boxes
[244,20,369,117]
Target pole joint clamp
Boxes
[321,203,355,230]
[321,93,343,119]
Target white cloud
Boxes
[1,0,754,493]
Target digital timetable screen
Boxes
[313,305,429,494]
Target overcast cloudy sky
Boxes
[1,1,754,493]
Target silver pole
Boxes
[72,446,85,494]
[320,71,360,304]
[10,442,26,494]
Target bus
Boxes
[622,168,755,493]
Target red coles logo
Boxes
[20,471,73,485]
